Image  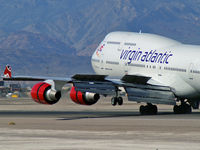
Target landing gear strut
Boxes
[139,103,158,115]
[173,100,192,114]
[111,97,123,106]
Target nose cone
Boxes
[91,43,101,62]
[91,44,102,73]
[91,48,96,59]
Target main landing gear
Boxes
[173,101,192,114]
[111,87,123,106]
[111,97,123,106]
[139,103,158,115]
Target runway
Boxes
[0,97,200,150]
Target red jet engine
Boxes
[31,82,61,104]
[70,86,100,105]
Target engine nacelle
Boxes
[70,86,100,105]
[31,82,61,104]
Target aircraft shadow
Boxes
[0,110,199,120]
[57,111,191,120]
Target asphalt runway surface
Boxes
[0,97,200,150]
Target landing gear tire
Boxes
[111,97,117,106]
[111,97,123,106]
[139,104,157,115]
[173,105,180,114]
[118,97,123,105]
[186,105,192,113]
[139,105,146,115]
[152,105,158,115]
[173,103,192,114]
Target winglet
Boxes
[4,65,12,78]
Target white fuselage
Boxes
[91,31,200,100]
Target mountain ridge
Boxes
[0,0,200,74]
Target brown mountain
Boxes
[0,0,200,75]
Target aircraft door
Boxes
[188,63,194,80]
[100,42,106,72]
[122,43,136,75]
[95,41,106,74]
[118,42,128,75]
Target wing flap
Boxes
[126,87,175,99]
[126,86,176,105]
[73,81,116,95]
[72,74,107,81]
[72,74,116,95]
[121,75,151,84]
[128,96,176,105]
[123,82,173,91]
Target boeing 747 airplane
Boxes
[4,31,200,115]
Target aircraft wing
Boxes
[3,65,176,105]
[71,74,176,105]
[3,75,71,82]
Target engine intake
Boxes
[31,82,61,104]
[70,86,100,105]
